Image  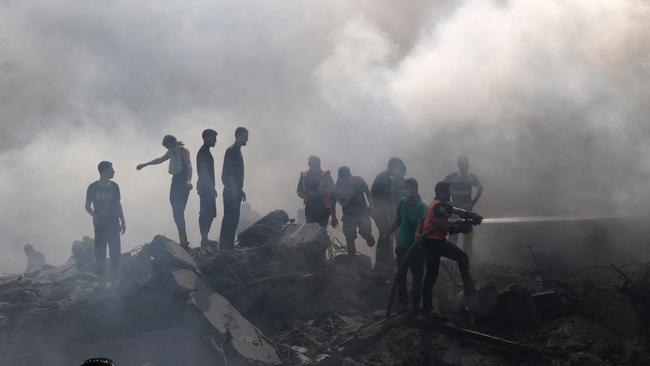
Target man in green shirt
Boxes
[381,178,427,308]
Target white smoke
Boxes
[1,0,649,272]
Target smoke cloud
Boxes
[1,0,649,272]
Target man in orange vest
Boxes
[416,181,482,312]
[296,155,334,227]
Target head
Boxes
[24,243,34,255]
[457,155,469,173]
[235,127,248,146]
[97,161,115,179]
[404,178,419,199]
[202,129,218,147]
[338,166,351,179]
[308,155,321,171]
[434,181,451,202]
[387,157,406,177]
[162,135,178,150]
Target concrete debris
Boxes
[238,209,290,248]
[1,214,648,365]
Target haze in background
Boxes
[1,0,649,273]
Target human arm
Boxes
[85,186,94,218]
[182,148,192,186]
[330,197,338,228]
[137,151,170,170]
[380,216,401,242]
[361,178,373,212]
[471,175,483,209]
[114,184,126,234]
[296,174,306,199]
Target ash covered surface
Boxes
[1,213,649,366]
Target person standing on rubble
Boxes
[380,178,427,309]
[23,243,47,273]
[444,155,483,259]
[330,166,375,255]
[137,135,193,248]
[85,161,126,281]
[297,155,334,228]
[417,181,482,312]
[197,129,219,247]
[371,157,406,275]
[219,127,248,250]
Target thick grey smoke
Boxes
[1,0,649,272]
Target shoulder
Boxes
[469,173,481,182]
[87,181,99,190]
[110,181,120,189]
[445,172,458,182]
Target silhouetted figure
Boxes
[297,156,334,227]
[237,201,262,234]
[197,129,219,247]
[331,166,375,255]
[219,127,248,250]
[417,181,482,311]
[23,243,46,273]
[444,155,483,259]
[137,135,193,248]
[381,178,427,309]
[85,161,126,280]
[371,157,406,274]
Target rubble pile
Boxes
[1,212,649,365]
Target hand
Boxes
[120,221,127,235]
[136,164,145,170]
[185,182,193,191]
[377,234,385,244]
[214,188,218,198]
[92,214,99,227]
[241,191,247,202]
[472,213,483,225]
[330,216,338,228]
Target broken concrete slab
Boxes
[277,223,330,266]
[171,269,282,365]
[146,235,198,272]
[238,209,290,248]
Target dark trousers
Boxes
[418,238,473,310]
[170,180,190,245]
[220,187,242,249]
[94,220,121,277]
[395,246,421,305]
[372,207,395,272]
[198,191,217,239]
[305,210,329,227]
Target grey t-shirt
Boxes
[86,180,121,221]
[444,172,482,210]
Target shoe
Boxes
[180,242,191,251]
